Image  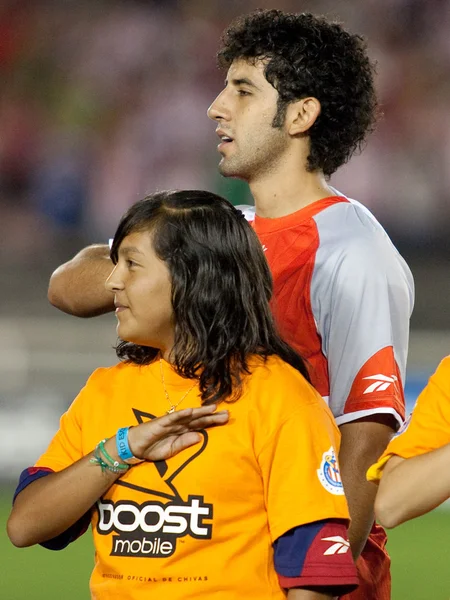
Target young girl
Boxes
[8,190,358,599]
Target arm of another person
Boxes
[375,447,450,528]
[7,405,228,547]
[311,229,414,558]
[48,244,114,317]
[369,357,450,528]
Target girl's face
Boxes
[105,230,174,357]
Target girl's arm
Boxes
[7,405,228,547]
[8,439,122,547]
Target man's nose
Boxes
[207,91,229,121]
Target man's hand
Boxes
[128,404,229,461]
[48,244,115,317]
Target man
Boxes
[48,10,414,599]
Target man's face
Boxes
[207,59,290,182]
[105,230,174,353]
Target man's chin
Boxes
[218,160,246,180]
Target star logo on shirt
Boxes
[115,407,209,501]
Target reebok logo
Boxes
[321,536,350,555]
[362,374,398,394]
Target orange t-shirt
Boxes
[368,356,450,484]
[35,355,350,600]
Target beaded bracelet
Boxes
[90,446,110,473]
[90,439,129,474]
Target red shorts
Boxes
[340,523,390,600]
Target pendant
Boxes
[167,406,176,415]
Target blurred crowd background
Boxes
[1,0,450,316]
[1,2,450,598]
[1,0,450,479]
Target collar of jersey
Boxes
[253,195,349,234]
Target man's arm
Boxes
[339,414,397,558]
[310,216,413,559]
[48,244,115,317]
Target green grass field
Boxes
[1,488,449,599]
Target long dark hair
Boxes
[110,190,310,403]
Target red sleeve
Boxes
[274,519,358,594]
[341,346,405,425]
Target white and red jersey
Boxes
[240,194,413,428]
[240,194,413,600]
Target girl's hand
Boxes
[127,404,229,462]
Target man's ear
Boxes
[286,97,321,135]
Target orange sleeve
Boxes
[367,356,450,483]
[34,376,96,472]
[258,402,350,543]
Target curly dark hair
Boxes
[217,9,378,176]
[110,189,310,405]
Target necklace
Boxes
[159,357,197,414]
